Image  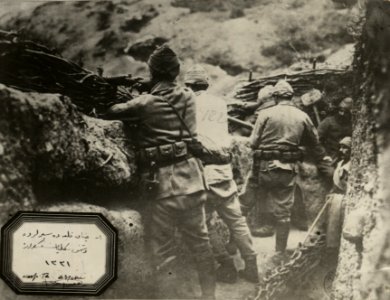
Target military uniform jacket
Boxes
[107,81,206,199]
[250,101,326,171]
[195,90,237,198]
[317,115,352,158]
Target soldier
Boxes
[324,136,352,249]
[240,80,333,260]
[184,64,259,284]
[318,97,353,161]
[106,46,216,299]
[231,85,276,125]
[332,136,351,194]
[239,85,278,238]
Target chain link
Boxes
[252,234,327,300]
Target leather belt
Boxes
[253,149,303,163]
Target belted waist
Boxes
[253,148,303,163]
[137,141,192,168]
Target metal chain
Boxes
[252,234,327,300]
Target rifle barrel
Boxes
[228,117,254,130]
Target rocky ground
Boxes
[0,0,357,96]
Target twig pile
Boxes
[0,30,135,116]
[232,69,353,102]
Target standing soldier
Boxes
[240,80,332,261]
[106,46,216,299]
[231,85,276,125]
[240,85,278,237]
[184,64,259,284]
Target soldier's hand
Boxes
[132,77,152,93]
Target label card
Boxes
[0,212,117,295]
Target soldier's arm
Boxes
[230,100,260,112]
[249,112,268,149]
[104,96,148,121]
[317,117,330,142]
[302,116,326,159]
[245,102,261,111]
[302,116,334,177]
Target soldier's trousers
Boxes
[240,168,296,222]
[148,191,213,268]
[206,182,256,260]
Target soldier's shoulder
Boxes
[141,93,166,102]
[173,85,196,101]
[285,105,312,121]
[133,93,157,102]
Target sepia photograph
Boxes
[0,0,389,299]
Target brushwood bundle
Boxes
[0,30,143,116]
[232,69,353,102]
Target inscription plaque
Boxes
[0,211,117,295]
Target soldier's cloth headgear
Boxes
[184,64,209,85]
[148,44,180,79]
[339,97,353,111]
[257,85,274,102]
[273,80,294,98]
[339,136,352,148]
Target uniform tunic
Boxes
[317,115,352,159]
[195,90,255,260]
[107,81,212,269]
[242,101,327,221]
[108,81,205,200]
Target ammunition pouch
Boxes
[138,141,191,168]
[253,148,303,163]
[137,141,192,196]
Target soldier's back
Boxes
[134,81,197,147]
[256,101,310,147]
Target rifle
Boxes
[0,30,153,116]
[103,75,152,94]
[228,116,254,130]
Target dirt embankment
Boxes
[332,1,390,299]
[0,84,155,300]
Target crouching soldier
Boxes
[106,45,216,299]
[240,80,333,261]
[318,97,353,162]
[184,64,259,284]
[325,136,351,248]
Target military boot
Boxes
[239,256,260,283]
[216,258,238,283]
[271,220,290,265]
[154,256,180,299]
[196,257,216,300]
[251,213,275,237]
[275,220,290,253]
[251,224,275,237]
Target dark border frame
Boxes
[0,211,118,296]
